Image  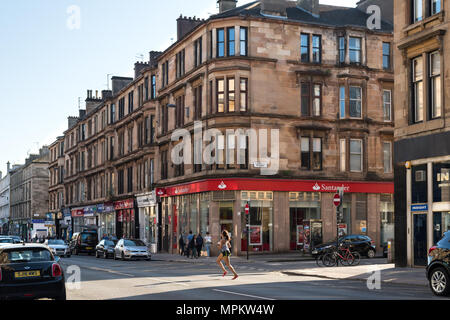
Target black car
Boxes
[426,231,450,296]
[0,244,66,300]
[311,235,377,258]
[69,231,98,256]
[95,239,118,259]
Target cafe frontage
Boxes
[156,178,394,256]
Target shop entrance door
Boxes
[413,213,427,266]
[219,202,233,240]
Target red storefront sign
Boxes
[114,199,134,210]
[156,178,394,197]
[71,209,84,217]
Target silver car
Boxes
[114,239,151,261]
[45,239,71,258]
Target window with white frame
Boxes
[429,51,441,119]
[340,139,346,172]
[350,139,363,172]
[383,90,392,122]
[412,56,424,123]
[349,86,362,118]
[383,141,392,173]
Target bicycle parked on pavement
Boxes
[322,243,361,267]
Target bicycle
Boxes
[322,244,360,267]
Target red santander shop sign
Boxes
[156,179,393,197]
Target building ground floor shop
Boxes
[68,197,157,247]
[156,178,394,256]
[394,131,450,267]
[395,156,450,267]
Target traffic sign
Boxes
[333,194,341,207]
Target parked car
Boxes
[426,231,450,296]
[0,236,22,244]
[95,239,117,259]
[311,235,377,258]
[114,239,151,261]
[0,238,16,246]
[0,244,66,300]
[44,239,71,258]
[69,231,98,256]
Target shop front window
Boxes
[380,194,394,247]
[190,195,198,234]
[144,207,157,244]
[412,164,428,204]
[200,193,210,236]
[433,161,450,203]
[178,196,188,236]
[240,192,273,253]
[289,192,321,251]
[339,195,352,237]
[433,212,450,245]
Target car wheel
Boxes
[367,249,376,258]
[104,251,108,259]
[113,252,117,260]
[429,267,450,296]
[121,252,125,261]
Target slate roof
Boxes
[210,1,393,32]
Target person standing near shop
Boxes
[179,234,185,256]
[204,232,212,257]
[186,231,194,258]
[196,233,203,258]
[189,234,197,259]
[216,230,238,280]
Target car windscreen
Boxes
[0,238,14,243]
[105,240,116,246]
[124,240,146,247]
[0,248,53,264]
[81,233,97,242]
[48,240,65,245]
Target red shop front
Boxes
[114,199,136,239]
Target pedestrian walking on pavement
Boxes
[204,232,212,257]
[216,230,238,280]
[179,234,185,256]
[196,233,203,258]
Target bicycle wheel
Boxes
[348,251,361,266]
[315,254,324,267]
[341,252,355,266]
[322,252,336,267]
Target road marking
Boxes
[86,267,134,277]
[145,277,190,287]
[212,289,276,301]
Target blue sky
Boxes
[0,0,357,175]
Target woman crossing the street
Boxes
[216,230,238,280]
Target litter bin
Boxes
[150,243,157,254]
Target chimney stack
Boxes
[149,51,163,68]
[111,76,133,96]
[85,90,103,114]
[7,162,10,173]
[217,0,238,13]
[134,61,149,79]
[177,15,205,41]
[297,0,320,17]
[261,0,290,17]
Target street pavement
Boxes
[57,253,447,300]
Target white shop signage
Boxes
[137,191,157,208]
